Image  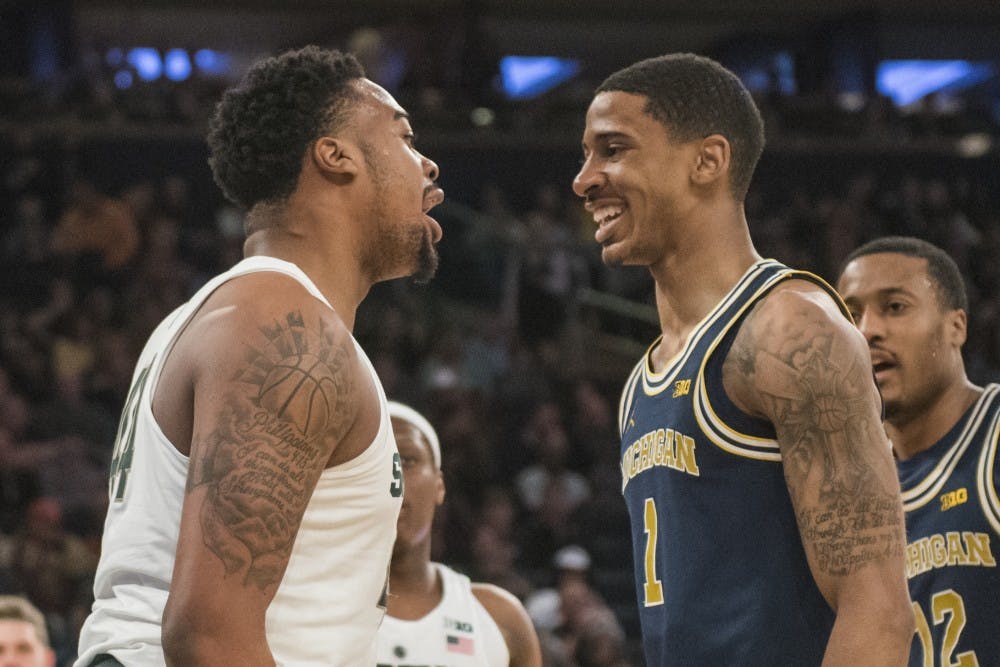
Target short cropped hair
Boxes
[597,53,765,201]
[207,46,365,211]
[842,236,968,312]
[0,595,50,647]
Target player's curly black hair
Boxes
[597,53,765,201]
[207,46,365,211]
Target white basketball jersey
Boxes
[76,256,402,667]
[377,564,509,667]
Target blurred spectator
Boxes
[0,595,56,667]
[469,525,533,602]
[50,179,139,280]
[526,546,628,667]
[0,498,96,663]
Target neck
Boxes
[386,541,441,619]
[887,376,981,461]
[650,204,760,338]
[242,201,369,331]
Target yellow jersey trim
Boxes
[902,384,1000,512]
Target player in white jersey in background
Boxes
[75,45,444,667]
[377,402,542,667]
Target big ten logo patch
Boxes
[940,487,968,512]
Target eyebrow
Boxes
[588,130,631,143]
[581,131,632,153]
[877,287,915,298]
[844,286,914,303]
[394,110,410,121]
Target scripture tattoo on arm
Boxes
[726,297,904,577]
[187,311,355,589]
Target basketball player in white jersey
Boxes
[75,46,444,666]
[377,402,542,667]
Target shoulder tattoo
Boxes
[728,298,904,576]
[188,310,356,589]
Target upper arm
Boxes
[723,283,907,607]
[163,281,362,656]
[471,583,542,667]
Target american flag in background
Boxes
[447,634,475,655]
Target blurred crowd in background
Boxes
[2,5,1000,666]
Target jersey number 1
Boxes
[643,497,664,607]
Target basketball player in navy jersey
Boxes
[837,237,1000,667]
[376,402,542,667]
[75,47,443,666]
[572,54,913,665]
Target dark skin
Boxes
[386,418,542,667]
[574,90,913,665]
[159,281,380,665]
[157,78,442,665]
[837,252,980,461]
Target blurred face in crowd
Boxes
[573,91,703,268]
[391,417,444,556]
[837,252,967,424]
[0,619,55,667]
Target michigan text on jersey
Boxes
[621,428,700,492]
[905,531,996,579]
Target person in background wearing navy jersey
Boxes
[838,236,1000,666]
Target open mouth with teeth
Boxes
[594,205,625,225]
[872,360,897,381]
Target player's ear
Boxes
[946,307,967,348]
[310,136,359,178]
[692,134,730,188]
[435,473,445,506]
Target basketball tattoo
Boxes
[726,297,905,576]
[187,310,355,589]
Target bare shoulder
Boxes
[470,582,527,621]
[471,583,541,666]
[723,278,873,419]
[178,271,366,587]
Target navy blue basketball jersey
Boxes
[618,259,843,666]
[899,383,1000,667]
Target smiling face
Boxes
[391,417,444,556]
[837,252,967,423]
[348,79,444,284]
[572,91,702,267]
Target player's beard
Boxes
[359,145,438,284]
[410,231,438,284]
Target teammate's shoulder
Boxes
[471,581,541,663]
[470,582,530,622]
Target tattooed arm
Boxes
[723,281,913,666]
[160,279,367,665]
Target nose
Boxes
[855,309,885,344]
[421,154,439,182]
[572,156,602,199]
